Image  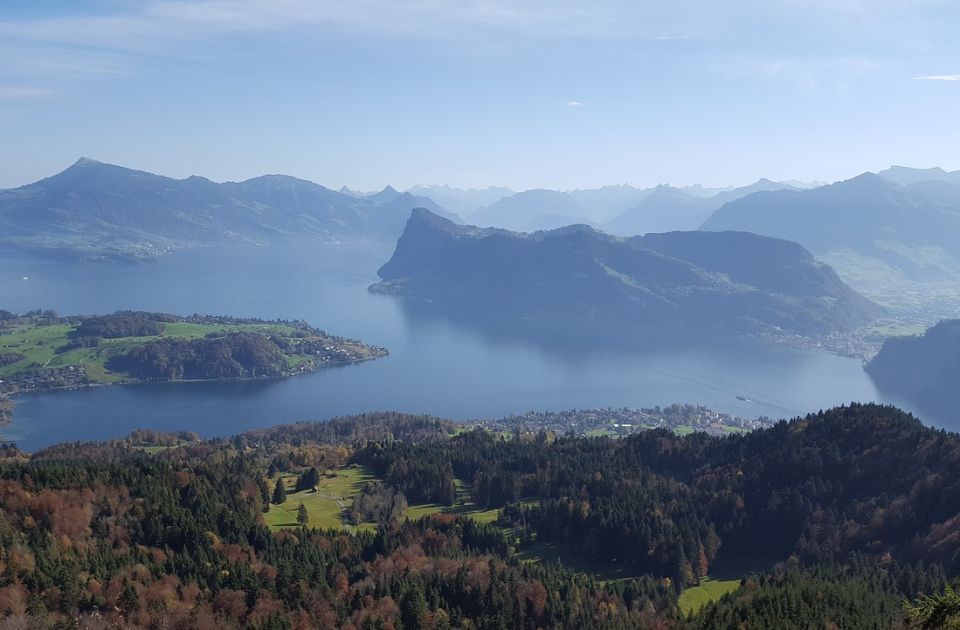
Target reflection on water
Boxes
[0,241,944,451]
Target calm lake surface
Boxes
[0,242,943,450]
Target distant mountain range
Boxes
[604,179,798,236]
[0,158,458,259]
[467,189,598,232]
[6,158,958,309]
[876,165,960,187]
[371,209,882,337]
[407,185,515,216]
[700,172,960,299]
[464,179,801,234]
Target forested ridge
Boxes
[0,404,956,628]
[106,332,291,380]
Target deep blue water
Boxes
[0,242,939,451]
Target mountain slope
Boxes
[878,165,960,186]
[605,185,715,235]
[566,184,653,221]
[866,319,960,412]
[372,209,881,336]
[0,158,453,258]
[468,189,590,231]
[605,180,796,236]
[408,184,514,216]
[700,173,960,287]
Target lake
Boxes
[0,241,941,451]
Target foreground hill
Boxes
[0,158,457,259]
[0,404,955,628]
[701,173,960,310]
[866,319,960,412]
[371,209,882,337]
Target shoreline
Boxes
[0,352,387,431]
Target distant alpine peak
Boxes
[72,156,105,168]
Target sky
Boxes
[1,0,959,191]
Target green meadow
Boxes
[264,465,501,531]
[677,576,742,616]
[0,320,301,382]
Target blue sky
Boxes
[1,0,958,190]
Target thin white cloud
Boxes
[565,101,586,107]
[0,0,706,53]
[0,0,954,92]
[914,74,960,81]
[0,85,56,99]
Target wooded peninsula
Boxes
[0,310,388,424]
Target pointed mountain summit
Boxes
[365,185,402,205]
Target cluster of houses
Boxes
[0,364,90,397]
[480,404,774,438]
[293,339,388,369]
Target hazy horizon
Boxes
[2,1,959,191]
[0,154,947,196]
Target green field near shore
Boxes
[0,320,302,381]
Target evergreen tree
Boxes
[297,502,309,527]
[907,581,960,630]
[272,477,287,504]
[296,466,321,492]
[258,476,271,512]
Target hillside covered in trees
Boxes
[0,404,956,628]
[866,319,960,417]
[372,209,882,338]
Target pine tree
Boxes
[297,503,308,527]
[272,477,287,505]
[296,467,321,492]
[258,476,271,512]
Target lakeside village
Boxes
[476,403,775,438]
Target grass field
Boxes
[677,577,741,616]
[404,479,501,524]
[517,540,742,612]
[867,322,928,337]
[516,541,649,583]
[263,464,378,531]
[264,467,502,531]
[0,320,301,381]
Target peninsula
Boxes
[0,310,387,423]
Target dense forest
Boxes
[866,319,960,415]
[107,332,291,380]
[0,404,956,628]
[74,313,169,339]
